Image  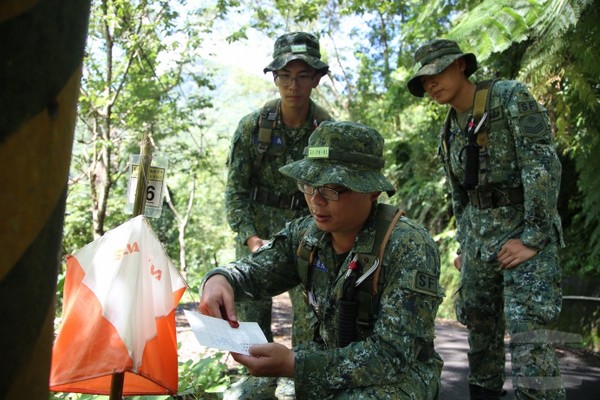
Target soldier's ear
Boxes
[455,57,467,74]
[312,74,322,88]
[370,192,381,202]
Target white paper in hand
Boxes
[183,310,268,355]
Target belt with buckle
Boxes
[250,187,307,210]
[468,186,524,209]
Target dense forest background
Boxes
[59,0,599,322]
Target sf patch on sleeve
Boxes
[518,100,548,139]
[412,271,438,296]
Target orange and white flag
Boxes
[50,215,186,395]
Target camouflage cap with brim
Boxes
[264,32,329,74]
[279,121,396,197]
[407,39,478,97]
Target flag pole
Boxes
[110,131,153,399]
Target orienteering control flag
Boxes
[50,215,186,395]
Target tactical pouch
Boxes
[337,298,359,347]
[463,141,480,190]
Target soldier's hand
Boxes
[497,238,537,270]
[453,255,462,271]
[231,343,294,377]
[198,275,239,328]
[247,236,269,252]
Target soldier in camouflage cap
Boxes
[201,121,444,399]
[264,32,329,74]
[408,39,565,399]
[224,31,332,397]
[407,39,477,97]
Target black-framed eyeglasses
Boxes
[297,182,349,201]
[275,73,316,87]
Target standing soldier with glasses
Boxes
[407,39,565,399]
[224,32,333,397]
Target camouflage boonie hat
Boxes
[263,32,329,74]
[279,121,396,197]
[407,39,478,97]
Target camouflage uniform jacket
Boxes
[441,80,564,260]
[204,204,444,399]
[225,99,332,246]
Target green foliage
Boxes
[178,353,230,397]
[435,226,461,320]
[71,0,220,239]
[448,0,540,59]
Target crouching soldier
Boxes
[200,121,444,399]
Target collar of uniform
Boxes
[351,203,378,254]
[279,98,317,132]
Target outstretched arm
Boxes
[199,274,239,328]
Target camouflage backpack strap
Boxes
[353,204,404,327]
[370,205,405,295]
[474,79,496,188]
[473,79,496,147]
[252,98,280,174]
[296,222,321,290]
[296,238,315,290]
[462,79,496,189]
[438,108,453,176]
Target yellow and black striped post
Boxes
[0,0,91,398]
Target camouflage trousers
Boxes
[455,242,566,399]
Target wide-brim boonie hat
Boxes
[264,32,329,73]
[407,39,478,97]
[279,121,396,197]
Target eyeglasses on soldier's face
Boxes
[297,182,350,201]
[275,73,316,87]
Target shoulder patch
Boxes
[314,256,327,273]
[411,270,438,296]
[252,135,285,145]
[518,99,539,114]
[519,113,547,138]
[488,106,503,123]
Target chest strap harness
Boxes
[441,80,525,209]
[250,98,331,210]
[462,79,495,190]
[297,204,404,347]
